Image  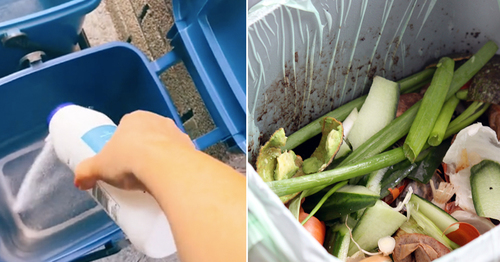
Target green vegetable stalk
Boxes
[407,202,460,250]
[400,79,431,94]
[285,41,497,155]
[444,101,490,138]
[404,57,455,162]
[266,147,406,197]
[398,68,436,92]
[455,90,468,100]
[294,42,498,199]
[428,95,460,146]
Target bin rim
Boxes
[0,41,148,84]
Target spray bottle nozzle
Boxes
[47,103,75,125]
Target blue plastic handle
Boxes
[151,50,234,151]
[192,127,226,151]
[152,50,181,74]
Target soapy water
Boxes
[0,136,100,238]
[13,137,59,213]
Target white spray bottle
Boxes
[48,103,176,258]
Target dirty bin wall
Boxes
[248,0,500,162]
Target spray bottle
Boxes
[47,103,176,258]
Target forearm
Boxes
[135,147,246,262]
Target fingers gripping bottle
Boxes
[48,103,176,258]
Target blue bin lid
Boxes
[167,0,246,152]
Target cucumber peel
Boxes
[256,128,286,182]
[408,194,458,233]
[470,159,500,220]
[327,224,351,260]
[348,200,407,256]
[407,139,451,184]
[347,76,400,150]
[303,185,378,222]
[365,167,390,194]
[379,161,416,198]
[399,217,428,236]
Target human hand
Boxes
[74,110,195,191]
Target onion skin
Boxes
[299,209,326,245]
[488,104,500,140]
[397,93,423,118]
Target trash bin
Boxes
[0,0,101,78]
[168,0,246,151]
[0,0,245,261]
[248,0,500,261]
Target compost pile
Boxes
[255,41,500,262]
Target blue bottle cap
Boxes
[47,102,75,125]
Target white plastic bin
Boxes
[248,0,500,261]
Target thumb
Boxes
[74,156,102,190]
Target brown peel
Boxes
[397,93,423,118]
[393,233,450,262]
[488,104,500,140]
